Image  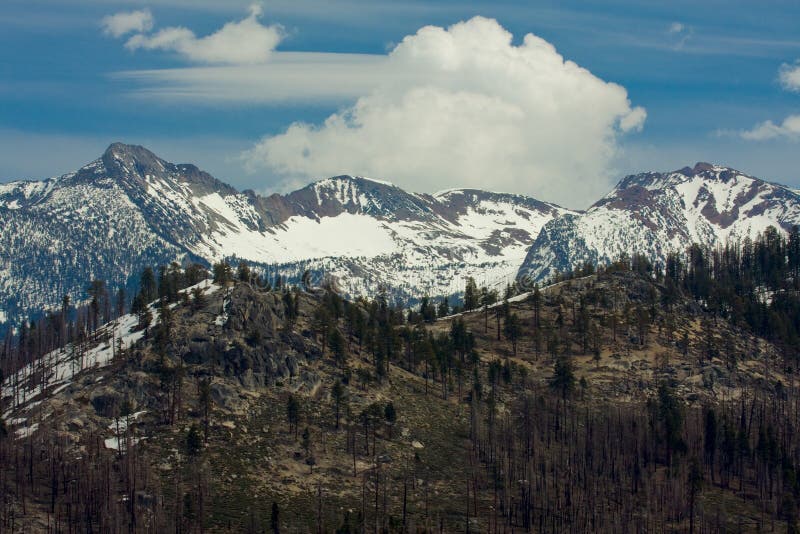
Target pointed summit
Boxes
[101,142,167,179]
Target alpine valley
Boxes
[1,143,799,333]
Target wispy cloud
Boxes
[114,52,388,103]
[668,22,684,34]
[666,21,692,50]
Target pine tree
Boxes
[236,261,251,283]
[287,394,300,437]
[704,407,717,480]
[271,502,280,534]
[283,291,298,331]
[384,401,397,439]
[331,380,346,429]
[688,458,703,534]
[87,279,108,332]
[212,261,233,285]
[140,266,158,303]
[329,328,347,366]
[504,313,521,356]
[438,296,449,318]
[115,286,126,318]
[549,356,575,399]
[199,377,212,442]
[532,283,542,327]
[464,277,479,311]
[186,424,202,456]
[301,427,311,456]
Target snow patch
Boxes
[15,423,38,439]
[2,280,219,419]
[105,436,142,451]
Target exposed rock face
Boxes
[172,284,323,391]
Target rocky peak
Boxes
[101,142,167,180]
[520,163,800,285]
[284,174,433,221]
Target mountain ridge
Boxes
[518,162,800,285]
[0,143,569,332]
[3,142,800,334]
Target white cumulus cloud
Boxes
[115,3,283,65]
[101,9,154,38]
[740,115,800,141]
[243,17,645,208]
[779,62,800,92]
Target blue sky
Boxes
[1,0,799,208]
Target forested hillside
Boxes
[1,226,800,532]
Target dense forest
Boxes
[1,225,800,532]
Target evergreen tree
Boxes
[212,261,233,285]
[655,382,686,464]
[283,291,298,330]
[384,401,397,439]
[464,277,479,311]
[271,502,280,534]
[549,356,575,399]
[301,427,311,456]
[329,328,347,366]
[140,266,158,303]
[87,279,109,331]
[286,394,300,437]
[236,261,251,283]
[504,313,521,356]
[331,380,346,429]
[190,286,206,311]
[419,296,437,323]
[186,423,202,456]
[438,296,449,318]
[688,458,703,534]
[115,286,126,318]
[528,284,541,331]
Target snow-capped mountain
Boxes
[0,143,568,331]
[517,163,800,285]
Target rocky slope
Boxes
[1,272,793,532]
[518,163,800,285]
[0,143,568,333]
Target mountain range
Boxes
[518,162,800,285]
[1,143,798,332]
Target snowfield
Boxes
[519,163,800,283]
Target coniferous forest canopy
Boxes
[1,225,800,532]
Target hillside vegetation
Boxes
[1,251,800,532]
